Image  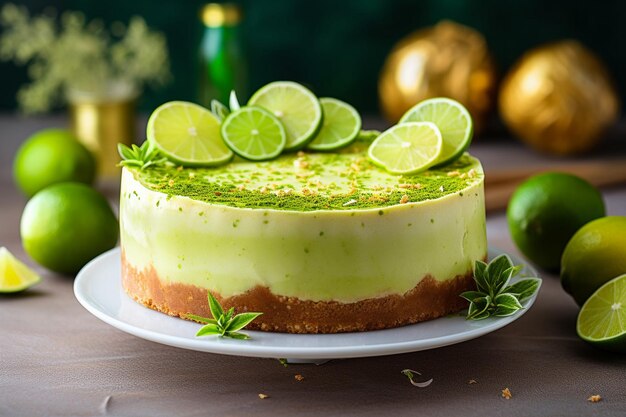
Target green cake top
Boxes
[128,141,483,211]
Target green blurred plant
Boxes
[0,3,170,113]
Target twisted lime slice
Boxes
[577,274,626,353]
[368,122,443,175]
[0,247,40,293]
[147,101,233,167]
[400,98,473,166]
[221,106,287,161]
[306,98,361,151]
[248,81,323,151]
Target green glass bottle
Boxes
[198,3,246,107]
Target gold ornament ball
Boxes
[378,20,496,131]
[499,40,619,155]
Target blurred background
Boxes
[2,0,625,190]
[2,0,626,116]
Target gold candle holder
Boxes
[68,89,136,180]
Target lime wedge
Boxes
[306,98,361,151]
[399,98,473,166]
[248,81,323,151]
[147,101,233,167]
[577,274,626,353]
[368,122,443,175]
[210,99,230,122]
[0,247,41,293]
[221,106,287,161]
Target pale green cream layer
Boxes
[120,166,487,303]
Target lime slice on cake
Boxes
[221,106,287,161]
[400,98,473,166]
[0,247,41,293]
[368,122,443,175]
[306,98,361,151]
[577,274,626,353]
[147,101,233,166]
[248,81,323,151]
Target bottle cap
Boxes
[201,3,242,27]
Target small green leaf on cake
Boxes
[210,99,230,121]
[118,141,167,170]
[461,256,541,320]
[229,90,241,111]
[191,292,262,340]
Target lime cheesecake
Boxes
[120,141,486,333]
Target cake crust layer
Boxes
[122,252,476,334]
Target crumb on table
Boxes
[258,393,269,399]
[502,388,512,399]
[588,394,602,403]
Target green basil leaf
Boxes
[493,292,523,317]
[460,290,487,303]
[485,254,513,291]
[492,265,517,295]
[504,278,541,301]
[226,312,263,332]
[467,295,491,320]
[473,260,490,293]
[207,292,224,319]
[468,309,491,320]
[185,314,217,325]
[494,305,522,317]
[196,323,221,336]
[225,331,251,340]
[225,307,235,321]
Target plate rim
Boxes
[74,247,540,359]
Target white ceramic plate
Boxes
[74,247,540,361]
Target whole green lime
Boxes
[507,172,605,271]
[13,129,96,197]
[20,183,118,274]
[562,216,626,306]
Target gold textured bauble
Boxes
[378,20,496,131]
[499,40,619,155]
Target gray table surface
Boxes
[1,114,625,417]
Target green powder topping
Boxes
[131,142,482,211]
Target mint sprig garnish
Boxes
[117,141,167,170]
[210,99,230,121]
[461,254,541,320]
[401,369,433,388]
[187,292,262,340]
